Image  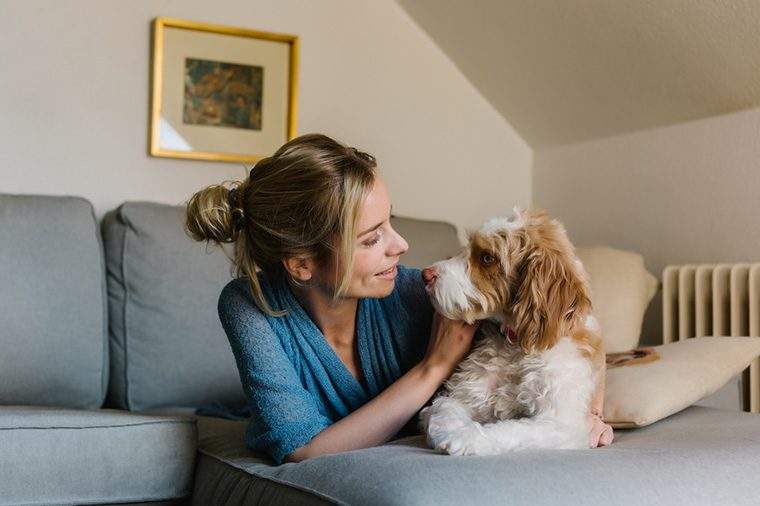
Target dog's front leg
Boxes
[479,414,589,451]
[420,395,493,456]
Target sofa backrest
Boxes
[0,194,108,409]
[0,194,656,411]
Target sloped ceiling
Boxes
[397,0,760,148]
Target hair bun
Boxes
[227,187,239,209]
[228,187,246,233]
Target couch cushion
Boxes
[0,406,197,505]
[190,406,760,506]
[102,201,245,411]
[576,246,658,353]
[0,194,108,409]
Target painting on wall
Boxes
[149,17,298,163]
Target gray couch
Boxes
[3,193,760,506]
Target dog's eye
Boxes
[480,252,496,265]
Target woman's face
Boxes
[331,176,409,298]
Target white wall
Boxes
[533,106,760,344]
[0,0,531,245]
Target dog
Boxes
[417,207,611,455]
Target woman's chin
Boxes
[368,277,396,297]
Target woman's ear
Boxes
[282,256,314,284]
[511,238,592,354]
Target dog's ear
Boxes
[511,220,592,354]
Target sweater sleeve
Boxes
[217,279,332,465]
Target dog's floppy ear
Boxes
[511,215,592,354]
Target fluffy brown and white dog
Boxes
[418,207,611,455]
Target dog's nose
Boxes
[421,266,438,286]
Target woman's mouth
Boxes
[375,265,398,279]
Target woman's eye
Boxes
[363,232,382,247]
[362,226,386,247]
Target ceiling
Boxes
[396,0,760,148]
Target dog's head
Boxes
[422,207,592,353]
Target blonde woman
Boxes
[186,133,480,465]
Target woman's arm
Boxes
[286,359,449,462]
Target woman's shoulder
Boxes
[218,276,257,311]
[217,274,274,330]
[218,269,276,307]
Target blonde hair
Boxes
[185,133,378,317]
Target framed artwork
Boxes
[149,17,299,163]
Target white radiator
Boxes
[663,263,760,413]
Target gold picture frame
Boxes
[149,17,299,163]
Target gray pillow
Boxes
[0,194,108,408]
[102,201,245,410]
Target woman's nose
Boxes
[421,266,438,286]
[389,227,409,256]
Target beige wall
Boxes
[0,0,531,245]
[533,106,760,345]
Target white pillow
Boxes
[603,336,760,428]
[576,246,658,353]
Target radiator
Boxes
[663,263,760,413]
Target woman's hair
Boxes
[185,133,378,317]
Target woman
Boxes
[185,133,609,465]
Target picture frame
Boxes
[149,17,299,164]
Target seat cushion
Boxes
[0,406,197,505]
[189,406,760,506]
[101,201,244,410]
[0,194,108,409]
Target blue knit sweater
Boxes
[216,264,434,465]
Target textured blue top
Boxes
[216,264,434,465]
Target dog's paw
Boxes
[434,421,493,456]
[423,398,493,456]
[423,397,470,451]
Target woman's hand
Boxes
[587,409,614,447]
[421,311,480,376]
